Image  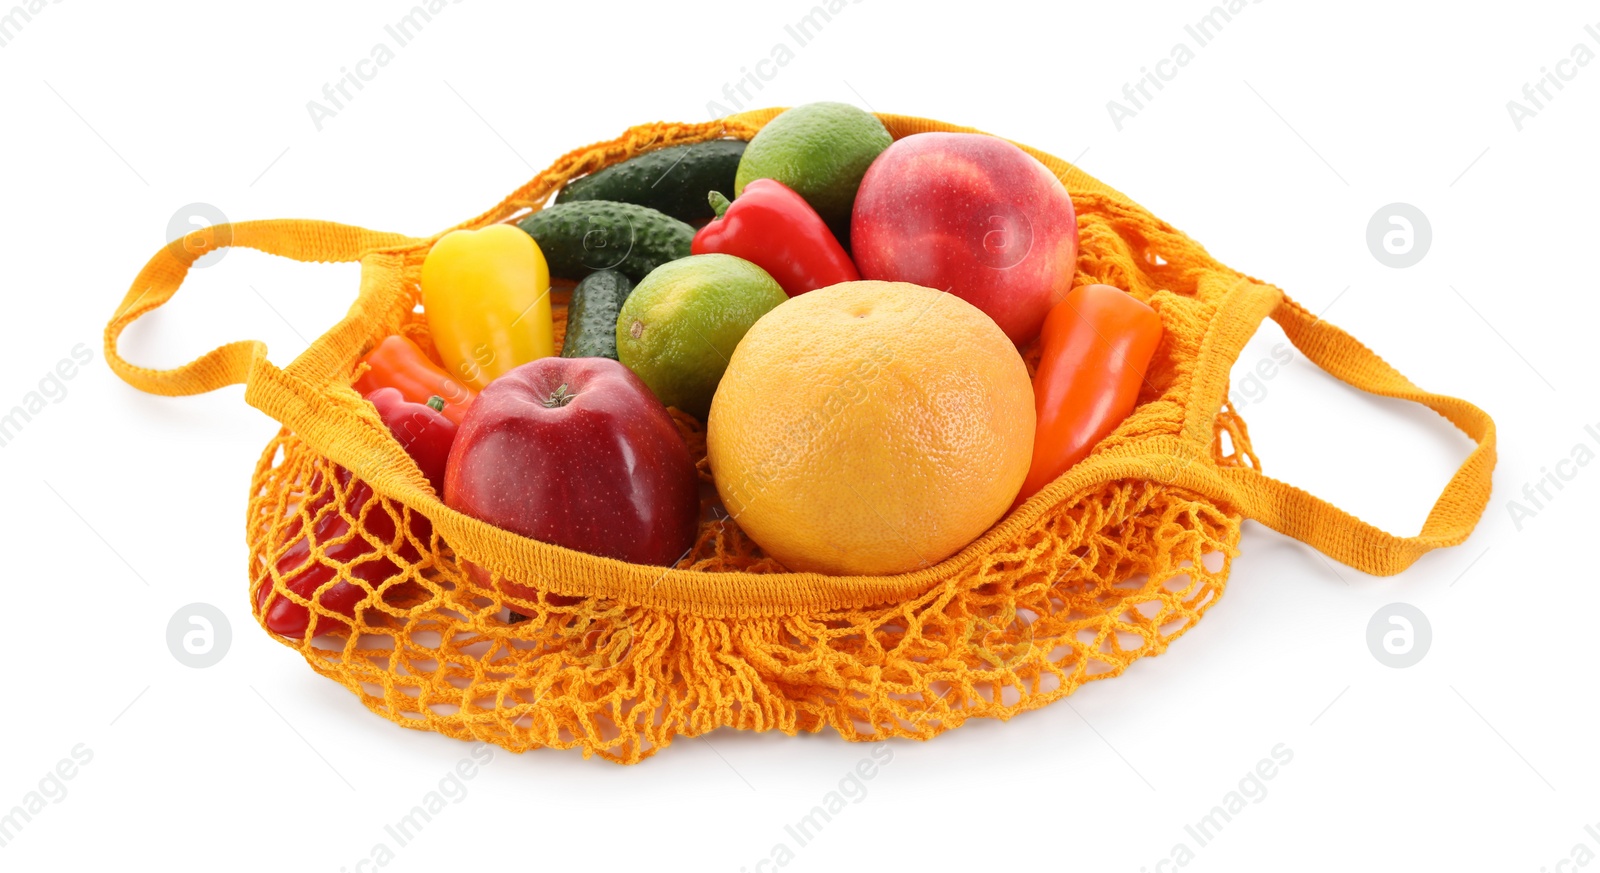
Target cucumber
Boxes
[561,270,633,360]
[516,201,693,283]
[555,140,747,223]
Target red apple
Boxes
[850,133,1079,346]
[443,357,699,575]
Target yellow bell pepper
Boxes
[421,224,554,390]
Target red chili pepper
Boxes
[256,388,458,637]
[1015,283,1163,506]
[352,335,477,424]
[690,179,859,297]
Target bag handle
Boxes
[1192,283,1496,576]
[105,219,422,397]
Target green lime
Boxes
[616,254,787,419]
[734,102,892,242]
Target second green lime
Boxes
[616,254,787,419]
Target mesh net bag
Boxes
[105,110,1496,764]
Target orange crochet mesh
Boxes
[247,419,1252,762]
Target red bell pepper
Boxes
[256,388,458,637]
[1014,284,1162,506]
[690,179,859,297]
[365,388,455,495]
[352,335,477,424]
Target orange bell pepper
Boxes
[1015,283,1162,505]
[352,335,476,424]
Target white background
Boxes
[0,1,1593,870]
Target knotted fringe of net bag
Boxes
[105,110,1496,764]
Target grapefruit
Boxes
[706,281,1034,575]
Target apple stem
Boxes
[543,383,577,408]
[708,190,732,219]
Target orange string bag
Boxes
[105,110,1496,764]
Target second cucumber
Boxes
[516,201,692,284]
